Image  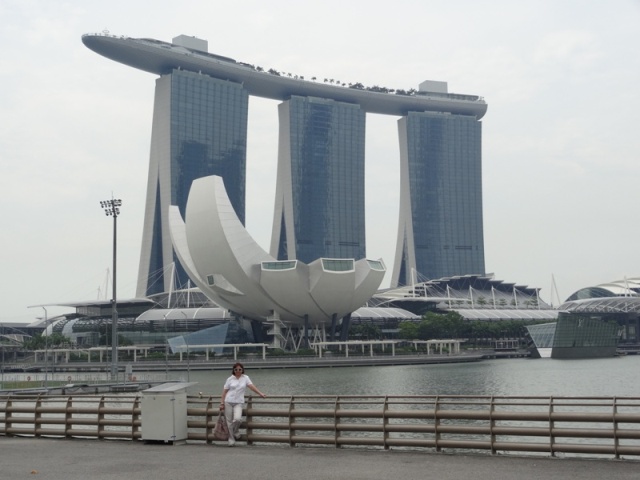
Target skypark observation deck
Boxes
[81,33,487,118]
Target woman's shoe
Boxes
[227,436,235,447]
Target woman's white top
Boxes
[223,374,253,404]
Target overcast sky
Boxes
[2,0,639,323]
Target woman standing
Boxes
[220,362,266,446]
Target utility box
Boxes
[141,382,197,444]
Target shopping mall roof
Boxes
[452,309,559,321]
[560,296,640,314]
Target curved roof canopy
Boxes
[374,273,548,309]
[453,309,558,321]
[565,277,640,302]
[351,307,419,320]
[136,307,231,322]
[560,296,640,314]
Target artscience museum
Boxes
[169,175,386,348]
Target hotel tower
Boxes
[82,33,487,295]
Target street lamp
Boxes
[100,197,122,382]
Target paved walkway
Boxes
[2,437,639,480]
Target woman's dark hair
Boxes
[231,362,245,374]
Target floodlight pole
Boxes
[100,198,122,382]
[181,311,190,382]
[0,332,3,388]
[163,312,170,381]
[42,307,48,388]
[0,325,3,388]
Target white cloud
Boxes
[533,30,600,69]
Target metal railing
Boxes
[2,394,640,459]
[0,394,142,440]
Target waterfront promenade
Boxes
[2,437,638,480]
[3,349,528,376]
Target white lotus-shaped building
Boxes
[168,175,386,328]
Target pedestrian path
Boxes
[2,437,638,480]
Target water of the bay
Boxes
[173,355,640,398]
[7,356,639,398]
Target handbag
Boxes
[213,411,229,441]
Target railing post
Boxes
[204,397,215,444]
[333,397,340,448]
[489,396,496,455]
[549,396,555,457]
[5,398,13,437]
[288,396,295,447]
[246,396,253,445]
[65,397,73,438]
[34,395,42,437]
[434,396,441,452]
[613,397,619,459]
[383,396,390,450]
[97,396,106,439]
[132,395,141,440]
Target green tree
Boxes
[48,332,71,348]
[22,334,46,350]
[401,311,468,340]
[350,323,381,340]
[398,322,419,339]
[22,332,72,350]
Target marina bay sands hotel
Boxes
[82,33,488,298]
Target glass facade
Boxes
[554,313,619,349]
[170,70,248,221]
[322,259,355,272]
[526,314,620,359]
[167,320,256,354]
[47,306,257,351]
[139,69,249,296]
[274,96,366,263]
[394,111,484,285]
[367,260,385,271]
[526,322,557,348]
[262,261,297,270]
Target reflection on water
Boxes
[176,356,640,398]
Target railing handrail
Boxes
[2,394,640,459]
